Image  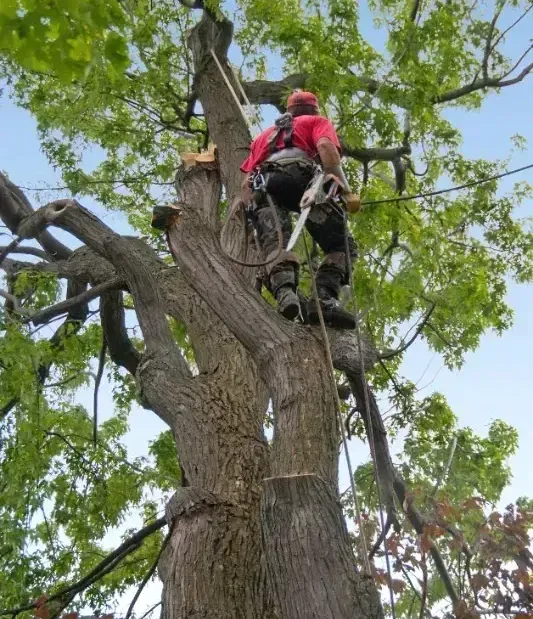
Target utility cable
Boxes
[360,162,533,208]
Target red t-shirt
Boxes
[240,115,341,173]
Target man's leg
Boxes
[305,203,358,328]
[250,193,301,320]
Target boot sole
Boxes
[280,302,301,321]
[307,306,356,330]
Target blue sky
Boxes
[1,1,532,613]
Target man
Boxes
[240,90,360,328]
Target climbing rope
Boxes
[341,209,398,619]
[220,192,286,268]
[302,234,372,575]
[303,216,398,619]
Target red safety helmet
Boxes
[287,90,319,111]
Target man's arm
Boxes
[316,137,361,213]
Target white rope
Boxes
[228,63,264,133]
[210,49,251,130]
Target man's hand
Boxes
[344,192,361,214]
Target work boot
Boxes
[270,262,301,322]
[275,285,301,321]
[307,286,356,329]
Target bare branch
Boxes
[380,303,436,360]
[243,74,309,111]
[176,0,204,7]
[0,245,50,260]
[0,174,72,260]
[430,435,458,498]
[0,518,167,618]
[435,60,533,103]
[93,337,106,446]
[482,1,506,81]
[342,141,412,164]
[0,289,31,315]
[490,4,533,55]
[100,291,141,376]
[124,524,174,619]
[26,277,124,326]
[498,44,533,81]
[409,0,422,23]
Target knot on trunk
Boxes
[165,486,219,525]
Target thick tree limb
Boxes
[347,374,460,606]
[26,276,125,326]
[0,245,50,260]
[100,290,141,376]
[0,174,72,260]
[0,289,30,315]
[342,141,412,164]
[242,74,308,111]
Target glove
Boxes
[344,192,361,214]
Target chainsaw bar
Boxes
[286,206,311,251]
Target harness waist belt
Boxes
[265,147,312,163]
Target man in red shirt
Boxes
[240,90,359,328]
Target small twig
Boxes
[490,4,533,54]
[380,303,436,360]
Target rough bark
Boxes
[261,474,382,619]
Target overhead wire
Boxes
[360,162,533,208]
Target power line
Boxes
[361,162,533,207]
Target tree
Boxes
[0,0,532,617]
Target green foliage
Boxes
[0,0,128,81]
